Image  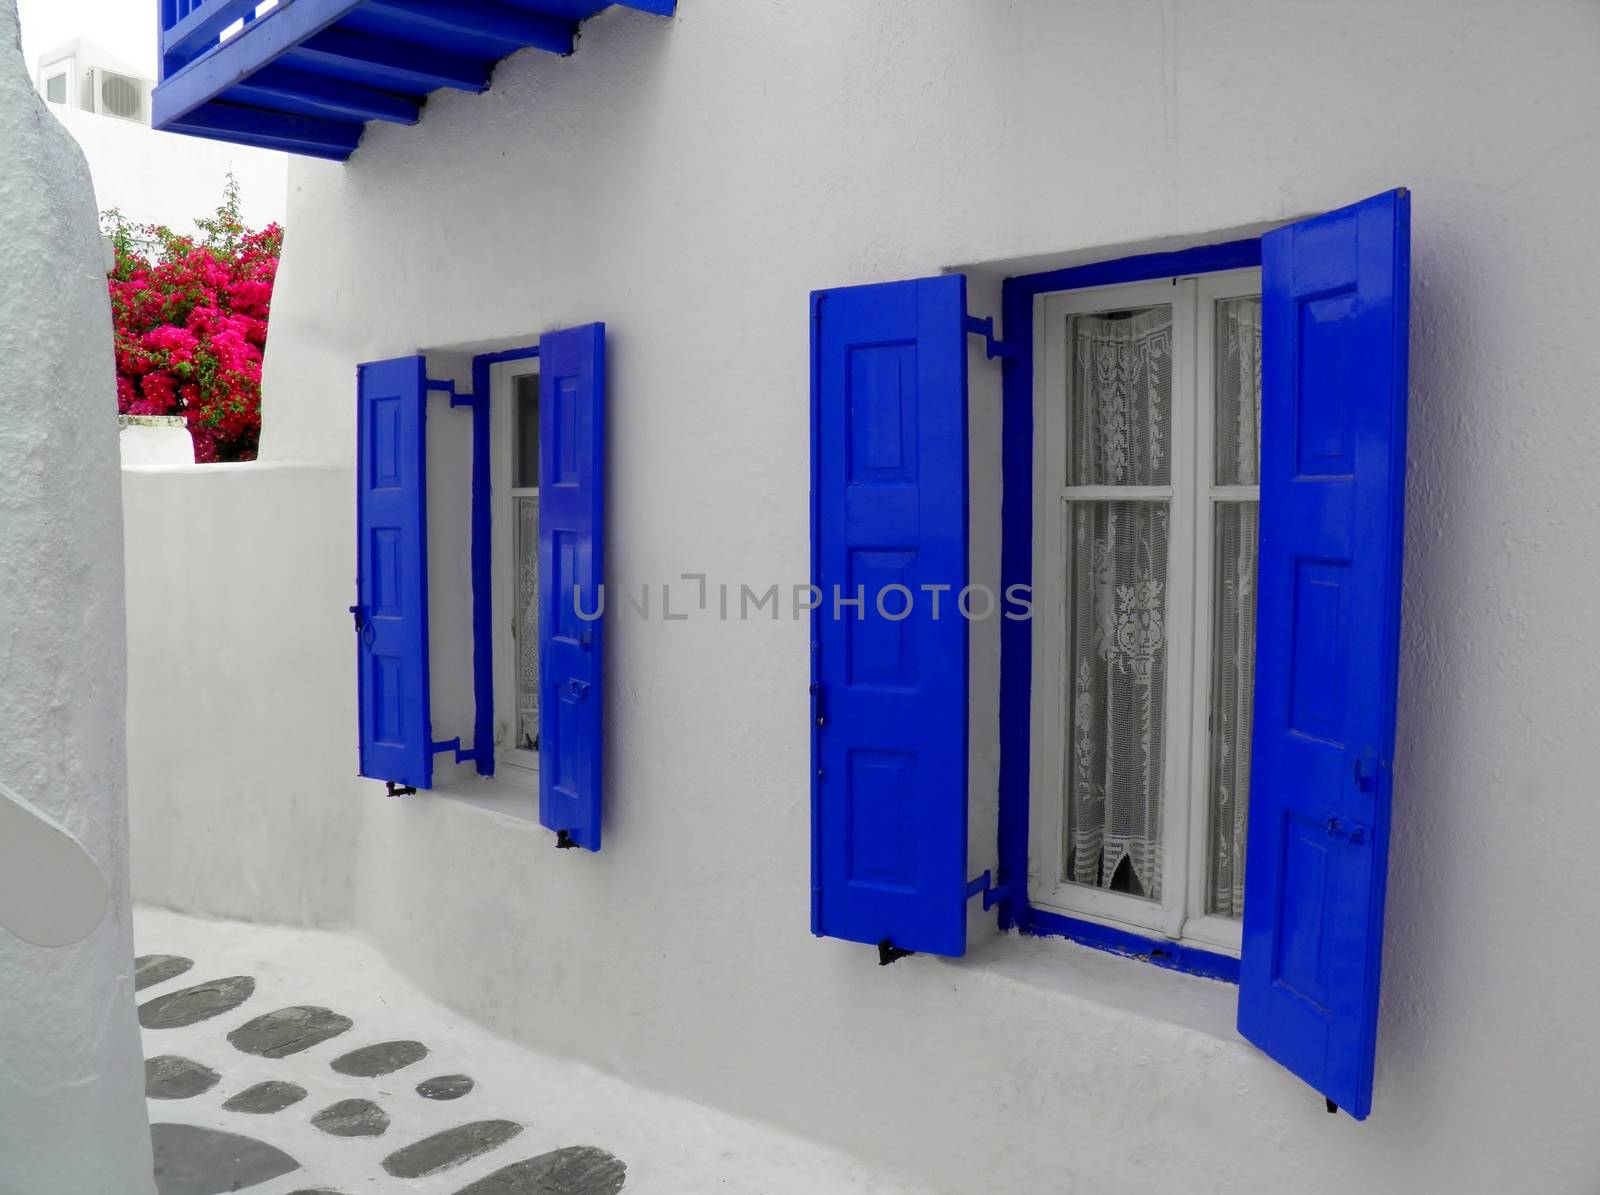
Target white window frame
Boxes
[490,355,540,776]
[1028,267,1261,955]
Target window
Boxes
[45,73,66,105]
[355,325,607,848]
[810,189,1410,1116]
[491,357,541,773]
[1030,269,1260,955]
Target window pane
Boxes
[46,74,66,104]
[1064,500,1169,901]
[1207,502,1258,917]
[514,373,539,489]
[514,494,540,751]
[1213,296,1262,486]
[1067,304,1172,486]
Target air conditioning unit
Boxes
[85,67,149,123]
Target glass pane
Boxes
[514,495,540,752]
[514,373,539,489]
[1213,296,1262,486]
[1064,500,1169,901]
[1066,304,1173,486]
[1207,502,1259,917]
[46,74,66,104]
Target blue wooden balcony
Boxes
[153,0,674,160]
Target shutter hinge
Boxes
[386,781,417,798]
[964,315,1016,361]
[348,604,368,630]
[812,682,826,728]
[966,870,1012,911]
[555,830,579,849]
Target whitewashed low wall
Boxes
[123,462,362,927]
[119,415,193,467]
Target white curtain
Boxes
[1065,306,1172,901]
[1207,298,1261,917]
[515,495,540,751]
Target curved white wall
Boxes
[127,2,1600,1192]
[0,4,154,1189]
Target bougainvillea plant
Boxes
[104,175,283,463]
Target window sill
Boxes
[950,927,1243,1044]
[425,768,539,825]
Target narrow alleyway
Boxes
[134,908,937,1195]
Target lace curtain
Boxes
[1062,298,1261,913]
[1207,298,1261,917]
[515,496,540,751]
[1065,306,1173,901]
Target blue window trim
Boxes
[466,345,542,778]
[995,237,1262,985]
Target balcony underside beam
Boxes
[228,66,422,124]
[289,29,495,93]
[360,0,578,57]
[164,101,365,160]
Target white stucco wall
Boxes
[50,101,286,235]
[123,2,1600,1192]
[0,4,154,1190]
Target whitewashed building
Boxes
[32,36,288,237]
[108,1,1600,1192]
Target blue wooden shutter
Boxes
[811,275,970,958]
[355,355,434,790]
[538,324,606,851]
[1239,189,1411,1118]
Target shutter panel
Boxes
[355,355,434,790]
[1239,189,1410,1118]
[538,324,606,851]
[811,275,970,958]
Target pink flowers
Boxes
[105,179,282,463]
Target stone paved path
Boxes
[136,906,941,1195]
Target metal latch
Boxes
[964,314,1016,361]
[966,870,1012,911]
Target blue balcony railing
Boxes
[153,0,675,161]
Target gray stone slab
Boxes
[382,1120,524,1179]
[135,954,195,991]
[417,1074,475,1101]
[140,976,257,1029]
[452,1147,628,1195]
[223,1080,308,1114]
[311,1098,390,1138]
[151,1123,299,1195]
[330,1039,429,1077]
[145,1055,221,1100]
[228,1006,353,1058]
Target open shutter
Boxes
[1239,189,1410,1118]
[355,355,434,791]
[538,324,606,851]
[811,275,970,959]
